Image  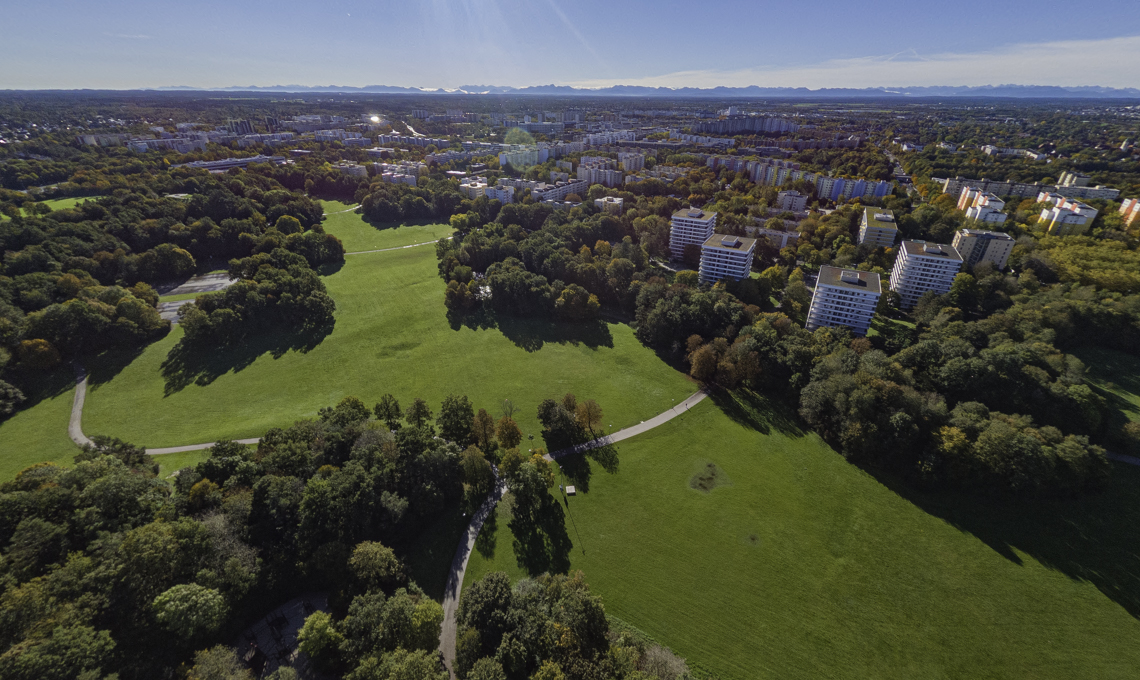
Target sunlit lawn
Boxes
[465,391,1140,679]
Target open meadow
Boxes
[0,368,81,480]
[321,199,454,252]
[81,241,695,448]
[464,392,1140,680]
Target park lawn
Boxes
[152,450,211,479]
[867,314,916,338]
[321,200,454,253]
[464,392,1140,680]
[0,369,81,480]
[159,292,202,303]
[82,245,696,448]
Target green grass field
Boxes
[321,200,454,253]
[81,245,695,447]
[159,292,202,303]
[153,450,212,478]
[464,392,1140,679]
[3,196,97,222]
[0,369,81,480]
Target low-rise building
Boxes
[777,190,808,213]
[952,229,1016,270]
[858,207,898,248]
[669,208,717,260]
[806,266,881,336]
[595,196,624,214]
[889,241,964,309]
[699,235,757,284]
[459,177,488,200]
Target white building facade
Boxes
[669,208,717,260]
[806,266,882,336]
[699,235,757,284]
[889,241,964,309]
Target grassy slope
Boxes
[83,245,695,447]
[465,393,1140,680]
[321,200,454,253]
[0,369,80,480]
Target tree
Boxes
[689,345,718,383]
[187,645,253,680]
[461,446,494,498]
[495,417,523,450]
[298,611,345,671]
[0,379,26,417]
[473,409,497,451]
[406,398,433,430]
[531,660,565,680]
[375,394,403,431]
[467,657,507,680]
[437,394,475,445]
[345,648,447,680]
[349,541,402,593]
[274,214,303,234]
[575,399,604,438]
[675,270,699,287]
[153,584,228,638]
[0,624,116,680]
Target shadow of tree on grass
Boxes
[445,307,614,353]
[509,496,572,577]
[864,460,1140,620]
[159,321,334,395]
[475,507,497,560]
[711,387,805,438]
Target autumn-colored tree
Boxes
[575,399,604,438]
[472,408,496,451]
[496,416,523,450]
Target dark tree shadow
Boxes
[859,460,1140,619]
[557,453,592,494]
[3,364,75,414]
[446,305,498,332]
[159,321,334,395]
[317,261,345,277]
[474,507,498,559]
[509,496,573,576]
[710,387,805,438]
[588,442,620,474]
[494,315,614,353]
[85,346,147,388]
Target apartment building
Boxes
[777,190,808,212]
[951,229,1015,270]
[595,196,624,214]
[957,187,1008,224]
[669,208,717,260]
[618,153,646,172]
[1120,198,1140,227]
[484,185,515,204]
[937,176,1120,201]
[858,208,898,248]
[805,266,882,336]
[699,235,757,284]
[459,177,488,200]
[332,162,368,178]
[1037,192,1099,235]
[578,164,623,188]
[889,241,964,309]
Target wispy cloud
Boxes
[563,35,1140,89]
[543,0,613,78]
[106,33,152,40]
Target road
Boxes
[156,272,238,321]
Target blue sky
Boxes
[3,0,1139,89]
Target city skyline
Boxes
[2,0,1139,90]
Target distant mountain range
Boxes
[147,84,1140,99]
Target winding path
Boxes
[437,389,708,677]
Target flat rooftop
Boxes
[901,240,963,261]
[863,207,897,231]
[817,265,882,294]
[673,207,716,220]
[702,234,757,251]
[959,228,1014,240]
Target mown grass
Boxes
[464,392,1140,680]
[153,450,212,479]
[0,368,80,480]
[321,200,454,253]
[82,245,695,448]
[158,292,201,303]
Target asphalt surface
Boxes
[156,272,237,321]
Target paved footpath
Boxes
[437,389,708,677]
